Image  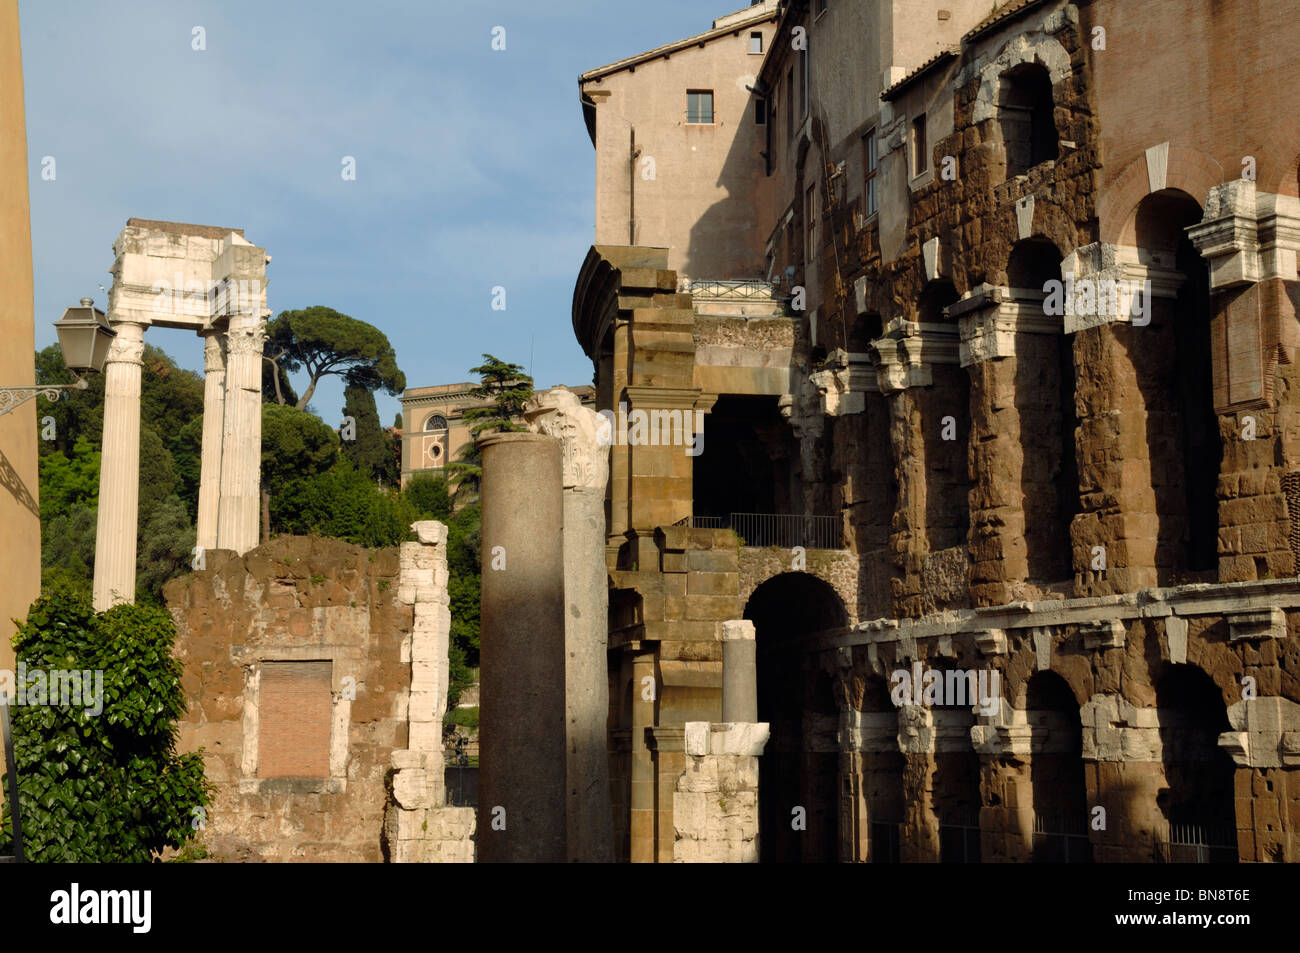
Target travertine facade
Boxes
[573,0,1300,862]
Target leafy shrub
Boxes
[0,587,212,862]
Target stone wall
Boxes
[167,525,475,863]
[673,722,768,863]
[166,535,408,862]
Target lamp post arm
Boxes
[0,378,89,417]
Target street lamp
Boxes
[0,298,116,417]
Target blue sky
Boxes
[18,0,724,427]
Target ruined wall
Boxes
[167,536,408,862]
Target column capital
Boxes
[523,386,609,491]
[105,320,146,365]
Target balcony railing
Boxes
[676,512,842,550]
[1154,822,1238,863]
[683,278,777,300]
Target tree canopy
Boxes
[264,306,405,409]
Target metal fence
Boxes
[444,765,478,808]
[1154,823,1238,863]
[676,513,842,550]
[1031,811,1094,863]
[684,279,777,300]
[869,821,901,863]
[939,812,982,863]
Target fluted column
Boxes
[195,329,226,551]
[92,321,146,610]
[524,387,615,862]
[216,315,264,553]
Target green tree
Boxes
[170,416,204,515]
[136,495,196,605]
[138,425,179,531]
[445,355,533,500]
[273,457,416,548]
[264,306,405,410]
[403,472,451,521]
[34,344,103,457]
[37,436,100,523]
[261,403,340,542]
[341,382,397,486]
[0,588,212,862]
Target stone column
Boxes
[720,619,757,723]
[477,432,566,862]
[92,321,146,611]
[216,314,264,553]
[195,329,226,552]
[524,387,614,862]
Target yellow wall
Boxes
[0,0,40,745]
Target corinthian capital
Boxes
[523,386,609,491]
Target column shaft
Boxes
[476,432,566,862]
[195,330,226,551]
[721,619,758,723]
[92,322,146,610]
[216,316,263,553]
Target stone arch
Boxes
[1129,188,1219,577]
[928,658,984,863]
[1023,670,1092,862]
[997,61,1059,179]
[1006,237,1079,585]
[917,279,971,555]
[1154,663,1238,861]
[971,31,1072,127]
[744,572,847,862]
[1100,143,1224,246]
[854,674,904,862]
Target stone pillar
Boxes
[524,387,614,862]
[92,321,146,610]
[477,432,566,862]
[673,721,769,862]
[629,648,657,862]
[216,314,264,553]
[720,619,757,723]
[195,329,226,552]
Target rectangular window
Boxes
[749,31,764,54]
[686,90,714,124]
[800,48,809,118]
[862,129,878,217]
[755,97,766,125]
[911,113,928,176]
[786,67,794,139]
[805,182,817,264]
[258,660,332,779]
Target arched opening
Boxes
[746,572,848,862]
[1155,665,1237,862]
[859,676,904,862]
[1132,189,1219,578]
[999,62,1058,178]
[918,280,971,555]
[1024,671,1091,862]
[930,662,984,862]
[1007,239,1078,584]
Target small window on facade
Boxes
[862,130,878,218]
[755,98,766,125]
[258,661,332,779]
[800,48,809,119]
[911,114,928,176]
[425,414,448,432]
[787,67,795,139]
[687,90,714,124]
[750,31,764,54]
[805,183,817,264]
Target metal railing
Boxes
[1154,823,1238,864]
[676,513,842,549]
[684,278,777,300]
[1031,811,1094,863]
[939,811,982,863]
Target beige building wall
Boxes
[581,3,778,282]
[0,0,39,800]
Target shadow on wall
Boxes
[0,447,39,519]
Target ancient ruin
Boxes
[571,0,1300,862]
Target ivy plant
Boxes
[0,585,211,862]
